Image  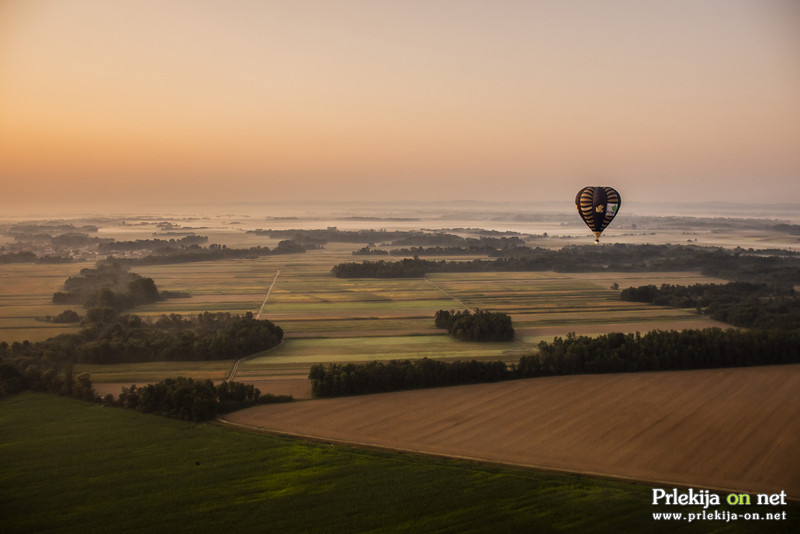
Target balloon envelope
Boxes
[575,186,621,243]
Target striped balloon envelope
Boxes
[575,186,622,243]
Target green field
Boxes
[2,253,729,392]
[74,360,235,384]
[3,393,795,534]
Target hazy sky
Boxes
[1,0,798,213]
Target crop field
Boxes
[4,393,796,534]
[3,221,798,530]
[2,249,730,399]
[229,265,726,395]
[225,364,800,500]
[76,360,236,398]
[0,262,92,342]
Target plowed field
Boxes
[223,364,800,498]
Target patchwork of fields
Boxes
[0,262,93,342]
[2,249,730,397]
[2,226,798,520]
[135,255,727,397]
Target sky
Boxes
[1,0,798,214]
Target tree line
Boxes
[309,358,510,397]
[518,329,800,377]
[0,311,284,364]
[0,359,95,401]
[249,228,524,249]
[331,244,800,285]
[353,244,519,257]
[0,357,292,421]
[620,282,800,330]
[97,235,208,253]
[112,239,311,266]
[114,377,292,421]
[0,236,310,265]
[434,309,515,341]
[308,327,800,397]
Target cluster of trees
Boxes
[331,259,429,278]
[248,228,414,246]
[249,228,525,249]
[434,309,515,341]
[308,327,800,398]
[518,329,800,377]
[36,309,81,323]
[97,235,208,253]
[0,358,95,401]
[352,246,390,256]
[0,231,311,265]
[6,222,99,237]
[621,282,800,330]
[114,239,309,266]
[387,246,500,256]
[309,358,509,397]
[772,223,800,235]
[51,261,169,311]
[331,244,800,285]
[114,377,292,421]
[390,235,525,248]
[0,356,292,421]
[0,251,75,264]
[0,311,284,364]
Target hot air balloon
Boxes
[575,186,621,243]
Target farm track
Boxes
[221,364,800,499]
[424,276,473,312]
[255,270,280,320]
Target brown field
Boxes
[222,364,800,498]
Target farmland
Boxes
[0,262,92,342]
[224,365,800,499]
[0,236,733,399]
[3,213,798,530]
[61,252,729,398]
[3,393,796,533]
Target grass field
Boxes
[3,392,796,534]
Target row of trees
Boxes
[97,235,208,253]
[621,282,800,330]
[0,359,95,401]
[331,244,800,285]
[434,309,515,341]
[115,377,292,421]
[309,358,510,397]
[1,238,310,265]
[36,309,81,323]
[519,329,800,377]
[116,239,310,266]
[308,328,800,397]
[0,251,74,264]
[0,311,284,364]
[0,357,292,421]
[249,228,525,249]
[331,258,429,278]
